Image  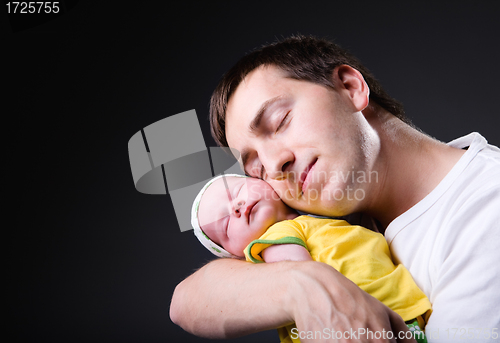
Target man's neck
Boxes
[364,109,466,228]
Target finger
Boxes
[389,311,416,343]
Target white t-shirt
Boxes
[386,132,500,342]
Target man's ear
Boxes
[334,65,370,111]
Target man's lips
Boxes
[300,159,317,195]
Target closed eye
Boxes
[257,110,290,179]
[275,111,291,133]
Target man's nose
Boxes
[261,147,294,180]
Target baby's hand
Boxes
[262,244,312,263]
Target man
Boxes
[170,36,500,342]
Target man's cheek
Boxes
[277,188,301,207]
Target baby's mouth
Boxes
[246,202,257,224]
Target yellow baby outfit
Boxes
[244,216,431,343]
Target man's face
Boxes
[225,65,378,216]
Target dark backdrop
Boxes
[5,1,499,342]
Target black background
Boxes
[4,1,499,342]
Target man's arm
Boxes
[170,258,414,342]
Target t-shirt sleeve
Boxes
[244,220,308,263]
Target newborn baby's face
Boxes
[198,176,296,256]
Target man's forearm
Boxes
[170,259,411,342]
[169,258,295,338]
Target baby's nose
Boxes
[234,200,244,211]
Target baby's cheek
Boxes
[256,207,277,230]
[238,239,253,257]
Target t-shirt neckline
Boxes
[384,132,487,244]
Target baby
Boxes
[191,174,430,343]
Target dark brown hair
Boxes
[210,35,407,147]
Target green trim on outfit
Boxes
[245,236,307,263]
[405,318,428,343]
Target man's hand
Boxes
[288,261,415,342]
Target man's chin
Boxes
[297,198,354,218]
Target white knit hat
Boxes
[191,174,248,258]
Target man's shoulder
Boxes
[446,132,500,196]
[458,144,500,193]
[447,132,500,165]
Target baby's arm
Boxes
[262,244,313,263]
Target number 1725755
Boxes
[6,2,60,14]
